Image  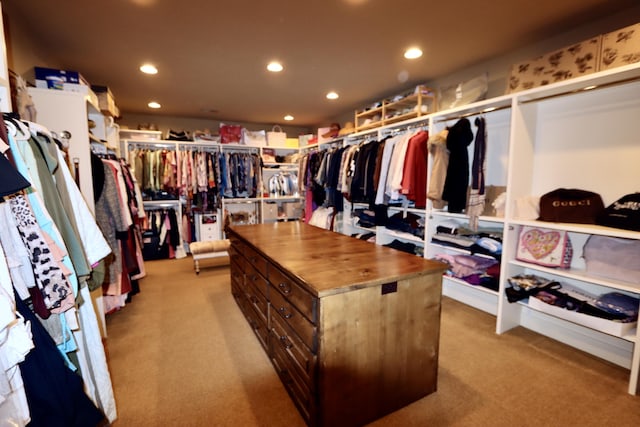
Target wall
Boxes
[327,5,640,126]
[2,2,59,75]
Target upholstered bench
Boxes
[188,239,231,274]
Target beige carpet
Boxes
[105,256,640,426]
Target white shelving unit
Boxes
[28,87,115,213]
[121,138,304,239]
[307,62,640,394]
[497,63,640,395]
[260,146,303,223]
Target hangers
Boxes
[3,114,31,141]
[25,120,53,140]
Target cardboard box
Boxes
[29,66,89,88]
[507,37,601,93]
[284,201,303,218]
[285,137,299,148]
[600,23,640,71]
[119,129,162,141]
[91,85,119,117]
[263,203,279,220]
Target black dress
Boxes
[442,118,474,213]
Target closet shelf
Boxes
[442,275,499,296]
[354,85,436,132]
[519,297,638,341]
[379,228,424,244]
[509,260,640,294]
[510,220,640,240]
[428,211,505,224]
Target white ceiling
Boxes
[5,0,639,126]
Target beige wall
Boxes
[327,5,640,126]
[2,2,60,75]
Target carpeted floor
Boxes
[105,256,640,426]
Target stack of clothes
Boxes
[432,220,502,291]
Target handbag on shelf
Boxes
[267,125,287,147]
[516,226,573,268]
[596,192,640,232]
[219,123,243,144]
[538,188,605,224]
[242,129,267,146]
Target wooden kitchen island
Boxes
[226,222,446,427]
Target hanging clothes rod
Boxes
[381,122,428,136]
[143,200,181,209]
[128,141,176,149]
[219,144,258,153]
[435,103,511,123]
[519,74,640,105]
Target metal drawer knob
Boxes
[278,306,293,319]
[278,282,292,294]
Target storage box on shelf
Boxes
[354,85,436,132]
[91,85,119,117]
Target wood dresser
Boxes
[226,222,446,427]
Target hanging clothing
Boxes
[400,130,429,208]
[0,242,33,427]
[16,293,106,427]
[427,129,449,209]
[442,118,474,213]
[468,117,487,230]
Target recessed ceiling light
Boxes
[404,47,423,59]
[140,64,158,74]
[326,91,339,100]
[148,101,161,109]
[267,61,284,72]
[284,115,294,121]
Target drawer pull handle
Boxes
[278,307,293,319]
[250,296,258,304]
[280,335,293,349]
[278,282,292,294]
[251,275,258,282]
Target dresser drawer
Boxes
[270,329,315,425]
[230,259,245,287]
[269,265,317,324]
[228,243,243,265]
[231,280,245,307]
[270,311,317,388]
[240,242,269,279]
[270,289,317,353]
[246,279,269,322]
[244,298,268,352]
[244,262,268,299]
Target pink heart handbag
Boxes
[516,226,573,268]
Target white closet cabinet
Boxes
[498,63,640,394]
[426,97,512,316]
[28,87,109,213]
[312,62,640,394]
[261,146,303,223]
